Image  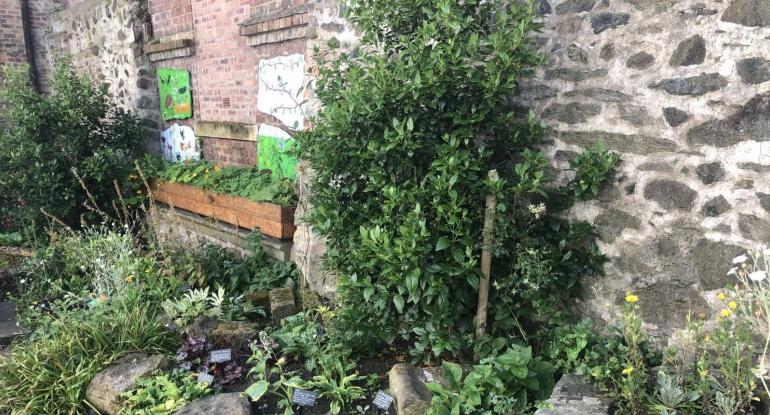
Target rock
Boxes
[758,193,770,212]
[543,103,601,124]
[210,321,258,349]
[534,374,609,415]
[558,131,678,154]
[567,44,589,63]
[245,290,271,308]
[737,58,770,85]
[555,0,596,15]
[619,105,653,126]
[650,73,727,96]
[739,214,770,242]
[687,93,770,147]
[556,15,586,34]
[174,393,251,415]
[738,163,770,172]
[637,162,674,172]
[594,208,641,242]
[555,150,580,161]
[545,68,608,82]
[701,196,731,217]
[690,4,718,16]
[0,302,27,346]
[695,162,725,185]
[644,180,697,211]
[626,52,655,69]
[517,84,558,100]
[735,179,754,189]
[692,238,745,290]
[669,35,706,67]
[663,107,690,127]
[637,282,708,331]
[269,287,296,320]
[721,0,770,27]
[591,12,630,34]
[563,88,629,102]
[389,364,432,415]
[599,43,615,60]
[539,0,553,14]
[185,315,219,338]
[86,353,169,415]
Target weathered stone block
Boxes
[543,102,601,124]
[739,214,770,242]
[558,131,678,154]
[687,93,770,147]
[389,364,432,415]
[269,287,296,320]
[594,208,641,242]
[567,44,588,63]
[721,0,770,27]
[534,374,608,415]
[555,0,596,15]
[517,84,558,100]
[737,57,770,85]
[86,353,169,415]
[545,68,608,82]
[175,393,251,415]
[211,321,259,349]
[599,43,614,60]
[701,196,731,217]
[650,73,727,96]
[663,107,690,127]
[695,162,725,185]
[564,88,629,102]
[692,238,744,290]
[643,180,696,211]
[591,12,630,34]
[669,35,706,67]
[626,52,655,70]
[619,105,653,126]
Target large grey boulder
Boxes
[174,393,251,415]
[85,353,169,415]
[389,364,432,415]
[535,374,609,415]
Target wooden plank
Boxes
[152,181,295,223]
[152,184,296,239]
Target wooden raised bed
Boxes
[151,181,296,240]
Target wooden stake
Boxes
[474,171,498,361]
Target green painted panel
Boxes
[157,68,192,121]
[258,133,297,180]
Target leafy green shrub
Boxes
[155,159,296,205]
[427,345,555,414]
[0,295,177,415]
[0,61,145,232]
[120,369,213,415]
[299,0,619,359]
[566,142,621,201]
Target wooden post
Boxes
[474,171,498,361]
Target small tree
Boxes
[0,61,145,233]
[300,0,616,361]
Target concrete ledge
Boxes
[194,121,259,142]
[148,47,194,62]
[155,204,292,262]
[144,38,193,54]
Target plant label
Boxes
[373,391,394,410]
[210,349,232,363]
[422,369,435,383]
[292,389,318,407]
[197,372,214,385]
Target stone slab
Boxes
[534,375,609,415]
[175,393,251,415]
[389,364,432,415]
[85,353,169,415]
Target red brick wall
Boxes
[0,0,27,66]
[148,0,307,166]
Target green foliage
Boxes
[161,285,262,327]
[300,0,548,358]
[0,295,177,415]
[0,61,145,232]
[0,232,24,247]
[155,159,296,205]
[119,369,213,415]
[565,142,621,201]
[427,345,555,414]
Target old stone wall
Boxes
[518,0,770,333]
[28,0,160,140]
[0,0,28,122]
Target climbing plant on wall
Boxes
[300,0,615,360]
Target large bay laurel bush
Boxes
[0,62,144,233]
[300,0,612,361]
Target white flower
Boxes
[19,279,25,284]
[733,254,748,264]
[750,271,767,282]
[727,267,738,276]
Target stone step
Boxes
[534,374,610,415]
[0,302,28,345]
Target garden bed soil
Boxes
[150,181,296,240]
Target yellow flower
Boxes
[721,309,732,318]
[728,301,737,310]
[622,367,634,376]
[625,293,639,304]
[125,275,134,284]
[717,292,726,301]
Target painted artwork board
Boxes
[158,67,193,121]
[161,124,199,162]
[258,124,297,180]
